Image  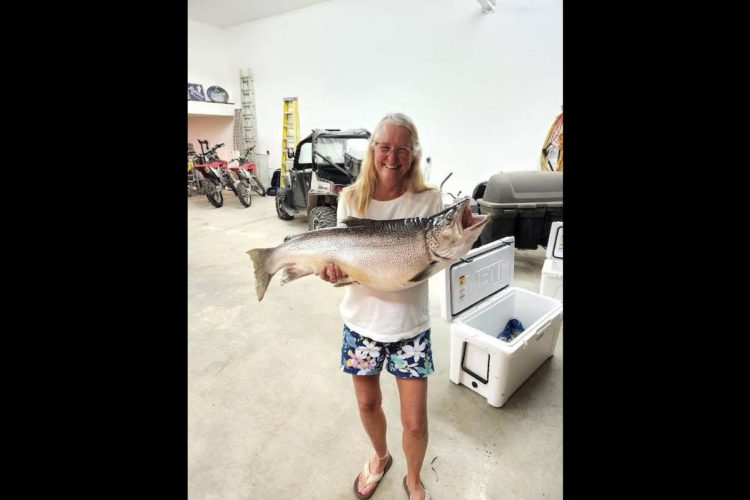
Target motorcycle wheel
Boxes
[237,182,252,207]
[207,183,224,208]
[250,174,266,196]
[275,187,294,220]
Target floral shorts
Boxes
[340,325,434,378]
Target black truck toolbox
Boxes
[477,171,562,250]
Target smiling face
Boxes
[372,122,414,190]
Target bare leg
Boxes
[396,377,428,500]
[352,374,390,496]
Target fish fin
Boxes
[283,233,305,242]
[340,216,380,227]
[246,248,276,301]
[280,265,314,285]
[332,279,359,288]
[408,261,438,283]
[342,217,429,233]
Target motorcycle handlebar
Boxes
[199,143,225,158]
[197,140,224,156]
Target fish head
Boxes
[426,197,491,261]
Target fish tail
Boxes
[246,248,275,301]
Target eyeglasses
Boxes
[374,143,413,156]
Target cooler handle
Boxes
[534,321,552,340]
[460,341,489,385]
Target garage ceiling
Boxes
[188,0,334,28]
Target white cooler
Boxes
[440,237,563,407]
[539,222,563,301]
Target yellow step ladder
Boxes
[281,97,300,188]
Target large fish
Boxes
[247,197,491,301]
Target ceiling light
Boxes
[477,0,496,14]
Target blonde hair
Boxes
[342,113,437,216]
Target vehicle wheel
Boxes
[308,206,337,230]
[275,187,294,220]
[207,183,224,208]
[250,174,266,196]
[237,182,252,207]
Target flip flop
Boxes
[403,475,432,500]
[353,454,393,499]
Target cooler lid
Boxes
[442,237,515,321]
[545,222,563,260]
[481,171,563,207]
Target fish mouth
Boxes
[438,197,469,217]
[465,213,490,230]
[450,198,485,231]
[454,197,491,232]
[426,198,491,261]
[430,197,491,235]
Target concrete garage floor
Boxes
[188,192,562,500]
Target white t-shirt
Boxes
[336,189,444,342]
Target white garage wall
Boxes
[191,0,562,194]
[188,19,239,161]
[188,19,236,102]
[188,115,235,161]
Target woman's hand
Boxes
[316,262,349,283]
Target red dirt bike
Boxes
[196,140,257,208]
[189,141,225,208]
[226,147,266,200]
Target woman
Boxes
[317,113,444,500]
